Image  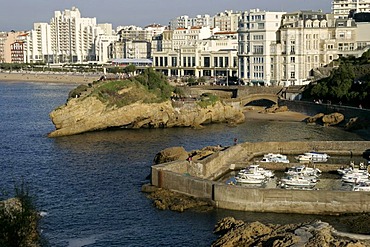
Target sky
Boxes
[0,0,331,31]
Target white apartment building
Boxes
[170,15,213,30]
[49,7,99,63]
[169,16,191,30]
[332,0,370,18]
[191,15,213,28]
[238,9,286,86]
[213,10,241,32]
[25,23,52,63]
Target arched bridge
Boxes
[239,93,279,105]
[190,85,283,106]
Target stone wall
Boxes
[279,99,370,121]
[214,185,370,214]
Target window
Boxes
[253,45,264,54]
[290,71,295,79]
[290,57,295,63]
[204,57,210,67]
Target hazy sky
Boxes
[0,0,331,31]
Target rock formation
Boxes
[212,217,370,247]
[305,112,344,126]
[261,104,289,113]
[306,113,325,124]
[142,185,213,212]
[153,146,189,164]
[48,92,245,137]
[322,112,345,126]
[153,145,226,165]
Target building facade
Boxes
[152,26,237,78]
[332,0,370,18]
[238,9,286,85]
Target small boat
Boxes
[353,181,370,191]
[279,175,317,189]
[295,152,329,163]
[285,165,321,177]
[237,164,274,180]
[235,164,274,184]
[260,153,289,163]
[304,151,330,160]
[295,154,313,163]
[342,171,369,183]
[235,174,265,184]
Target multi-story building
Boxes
[332,0,370,18]
[0,31,28,63]
[24,23,52,63]
[238,9,286,85]
[169,15,191,30]
[213,10,241,32]
[191,15,213,28]
[0,32,7,63]
[152,26,238,78]
[49,6,99,63]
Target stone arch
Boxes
[241,94,279,106]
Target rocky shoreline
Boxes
[212,217,370,247]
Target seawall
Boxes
[279,99,370,122]
[151,141,370,215]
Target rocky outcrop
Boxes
[48,96,245,137]
[212,217,370,247]
[306,113,325,124]
[305,112,344,126]
[322,112,345,126]
[153,146,189,164]
[153,145,226,165]
[142,185,213,212]
[261,104,289,113]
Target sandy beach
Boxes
[244,107,309,122]
[0,72,101,84]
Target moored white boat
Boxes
[279,175,317,189]
[295,152,329,163]
[352,181,370,191]
[285,165,321,177]
[342,172,369,183]
[260,153,289,163]
[235,174,265,184]
[304,151,330,160]
[235,164,274,184]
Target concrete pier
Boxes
[151,141,370,215]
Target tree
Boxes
[0,182,41,247]
[123,64,136,77]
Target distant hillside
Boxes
[302,49,370,108]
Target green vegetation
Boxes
[197,93,219,108]
[302,50,370,108]
[87,68,175,107]
[0,182,41,247]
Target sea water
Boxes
[0,81,367,247]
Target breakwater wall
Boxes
[279,99,370,122]
[151,141,370,215]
